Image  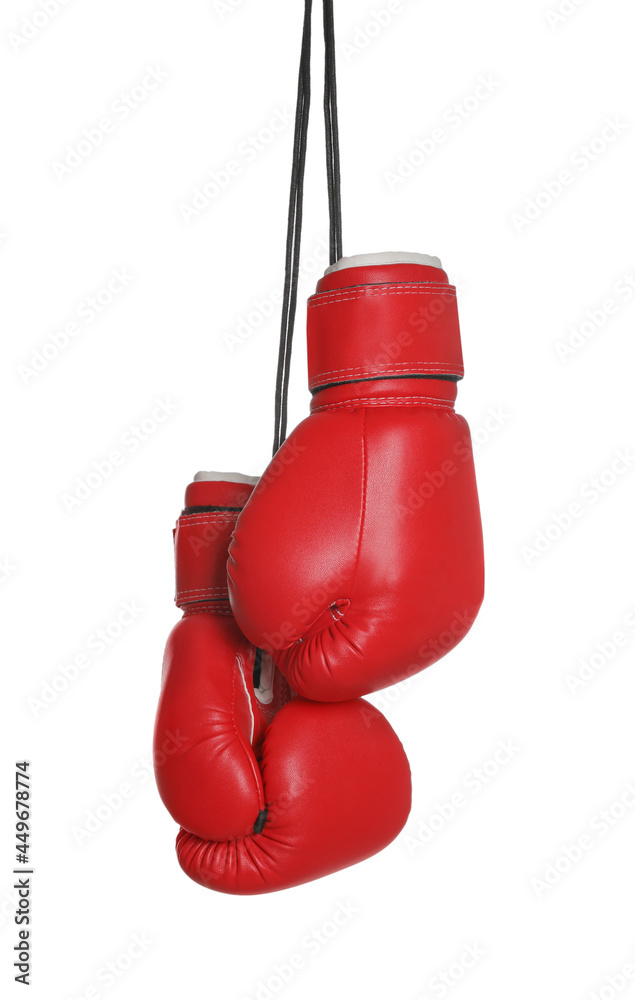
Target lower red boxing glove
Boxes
[154,473,412,895]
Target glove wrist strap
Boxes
[174,479,255,609]
[308,268,464,396]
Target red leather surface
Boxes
[308,277,463,392]
[229,261,484,701]
[175,481,255,608]
[155,610,284,843]
[175,698,411,895]
[183,479,255,510]
[155,479,412,894]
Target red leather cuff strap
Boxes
[307,281,464,394]
[174,511,238,608]
[174,480,255,608]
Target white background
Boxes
[2,0,635,997]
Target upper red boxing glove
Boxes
[228,253,484,702]
[154,473,412,895]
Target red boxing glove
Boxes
[154,473,412,895]
[228,253,484,701]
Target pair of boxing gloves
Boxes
[154,253,484,894]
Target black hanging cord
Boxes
[272,0,312,457]
[323,0,343,265]
[272,0,343,456]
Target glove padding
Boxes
[229,256,484,701]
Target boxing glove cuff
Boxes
[174,473,257,609]
[307,254,464,394]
